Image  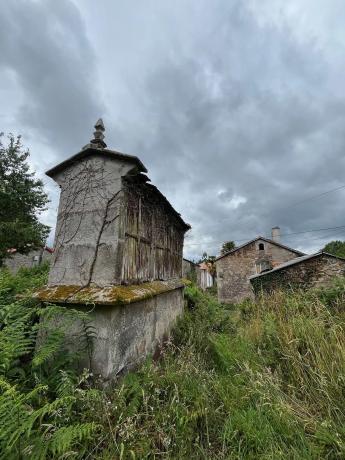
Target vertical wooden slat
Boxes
[121,179,185,284]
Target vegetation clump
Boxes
[0,134,49,265]
[323,240,345,258]
[220,240,236,255]
[0,265,344,458]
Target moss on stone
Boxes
[35,279,184,306]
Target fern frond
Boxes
[47,422,100,457]
[56,370,77,398]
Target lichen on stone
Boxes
[34,279,184,307]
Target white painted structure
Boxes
[198,262,214,290]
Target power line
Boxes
[184,224,345,247]
[186,183,345,230]
[303,228,345,243]
[280,184,345,211]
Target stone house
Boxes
[4,247,53,273]
[250,252,345,294]
[37,119,190,379]
[216,228,304,303]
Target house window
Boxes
[258,243,265,251]
[256,260,271,273]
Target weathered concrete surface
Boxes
[250,252,345,294]
[36,279,184,306]
[48,155,135,287]
[50,287,184,379]
[216,238,302,303]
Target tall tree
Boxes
[220,240,235,255]
[0,133,49,264]
[322,240,345,258]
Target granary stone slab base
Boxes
[88,287,184,379]
[35,279,184,305]
[36,282,184,380]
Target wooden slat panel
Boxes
[121,179,185,284]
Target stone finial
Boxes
[90,118,107,149]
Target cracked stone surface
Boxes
[48,154,135,287]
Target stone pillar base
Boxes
[35,280,184,380]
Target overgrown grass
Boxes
[0,266,344,458]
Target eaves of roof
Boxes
[183,258,197,265]
[46,146,147,178]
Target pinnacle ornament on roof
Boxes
[90,118,107,149]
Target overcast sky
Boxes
[1,0,345,260]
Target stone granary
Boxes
[250,252,345,294]
[37,119,190,379]
[216,227,304,303]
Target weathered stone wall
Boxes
[216,240,299,303]
[53,287,184,380]
[251,254,345,294]
[49,155,135,287]
[4,249,52,273]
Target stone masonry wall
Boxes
[216,239,299,303]
[251,254,345,294]
[5,249,52,273]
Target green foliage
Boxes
[220,240,236,255]
[0,265,99,458]
[0,133,50,264]
[0,266,344,458]
[323,240,345,258]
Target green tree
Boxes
[220,240,235,255]
[322,240,345,258]
[0,133,49,264]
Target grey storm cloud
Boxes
[1,0,345,258]
[104,1,345,257]
[0,0,104,153]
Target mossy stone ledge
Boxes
[35,279,184,307]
